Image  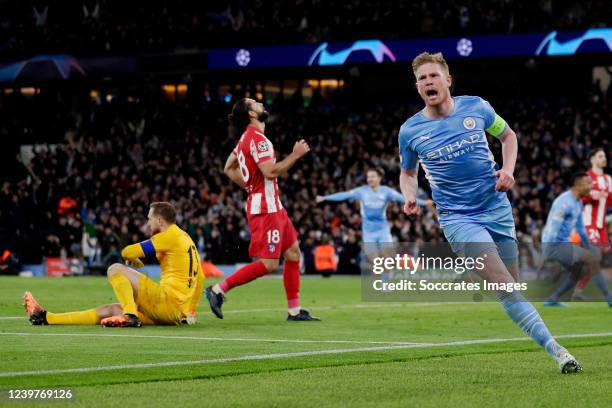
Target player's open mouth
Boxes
[426,89,438,97]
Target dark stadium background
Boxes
[0,0,610,277]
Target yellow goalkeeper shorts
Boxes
[136,275,184,325]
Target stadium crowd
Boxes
[0,0,610,57]
[0,80,610,274]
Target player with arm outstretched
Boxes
[572,148,612,300]
[23,202,205,327]
[205,98,320,321]
[316,167,432,253]
[398,52,581,373]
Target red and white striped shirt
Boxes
[582,169,612,241]
[233,125,283,215]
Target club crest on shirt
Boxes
[268,244,276,253]
[463,117,476,130]
[258,141,269,152]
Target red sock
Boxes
[283,259,300,309]
[219,261,269,293]
[576,270,591,290]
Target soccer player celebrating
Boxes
[205,98,319,321]
[572,148,612,300]
[398,52,581,373]
[23,202,205,326]
[542,173,611,306]
[316,167,433,247]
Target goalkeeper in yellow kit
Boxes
[23,202,205,327]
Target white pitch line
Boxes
[0,332,426,346]
[0,317,21,320]
[1,332,611,378]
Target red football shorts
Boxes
[247,209,299,259]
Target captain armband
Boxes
[485,114,507,138]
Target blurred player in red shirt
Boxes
[205,98,320,321]
[573,148,612,300]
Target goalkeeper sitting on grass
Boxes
[23,202,204,327]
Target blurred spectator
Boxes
[42,234,61,257]
[0,249,20,275]
[32,4,48,27]
[314,236,338,278]
[102,242,121,266]
[337,230,362,275]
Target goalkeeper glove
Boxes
[181,310,197,325]
[125,258,144,268]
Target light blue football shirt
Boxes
[542,190,589,244]
[398,95,509,215]
[323,185,421,233]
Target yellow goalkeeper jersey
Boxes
[121,224,204,307]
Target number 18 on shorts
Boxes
[247,209,299,259]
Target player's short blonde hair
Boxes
[412,52,450,77]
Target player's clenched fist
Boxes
[492,168,515,192]
[403,200,421,216]
[293,139,310,157]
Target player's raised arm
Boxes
[316,189,358,203]
[224,151,245,188]
[258,139,310,179]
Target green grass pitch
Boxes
[1,275,611,407]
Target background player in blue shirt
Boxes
[316,168,432,245]
[398,51,581,373]
[541,173,610,307]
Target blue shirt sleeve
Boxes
[544,198,567,239]
[398,126,418,170]
[323,189,359,202]
[480,98,497,129]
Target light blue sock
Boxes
[499,291,565,358]
[591,273,612,300]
